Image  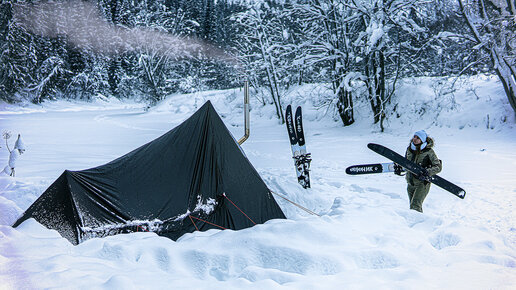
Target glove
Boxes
[417,169,430,182]
[393,163,404,176]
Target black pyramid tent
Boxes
[13,101,285,244]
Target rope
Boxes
[190,215,227,230]
[189,215,199,231]
[223,193,256,225]
[136,225,149,232]
[269,190,321,217]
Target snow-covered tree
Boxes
[457,0,516,113]
[0,12,37,103]
[4,0,503,120]
[292,0,361,126]
[66,53,110,100]
[29,56,71,103]
[234,1,299,122]
[291,0,435,129]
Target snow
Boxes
[367,22,384,49]
[7,150,20,169]
[14,134,26,151]
[1,76,516,289]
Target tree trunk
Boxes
[372,52,380,124]
[492,50,516,113]
[365,50,387,128]
[365,53,379,123]
[378,50,386,132]
[108,57,120,97]
[337,86,354,126]
[258,25,284,123]
[333,57,354,125]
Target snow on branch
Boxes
[2,131,26,177]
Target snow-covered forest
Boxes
[1,0,515,127]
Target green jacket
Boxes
[405,137,442,185]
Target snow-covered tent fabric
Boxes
[13,101,286,244]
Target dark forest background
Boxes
[1,0,514,127]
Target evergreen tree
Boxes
[0,18,37,102]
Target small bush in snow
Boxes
[2,131,26,177]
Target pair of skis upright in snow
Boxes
[285,105,311,189]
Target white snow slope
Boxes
[1,75,515,289]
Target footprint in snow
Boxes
[395,210,428,228]
[429,232,461,250]
[349,184,365,193]
[354,250,400,269]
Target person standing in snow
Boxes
[403,130,441,213]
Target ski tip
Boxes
[458,190,466,199]
[367,143,380,149]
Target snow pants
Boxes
[407,182,431,213]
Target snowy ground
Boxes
[1,76,515,289]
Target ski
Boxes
[367,143,466,199]
[295,106,306,154]
[285,105,298,153]
[285,105,302,185]
[346,162,404,175]
[295,106,311,188]
[285,105,311,189]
